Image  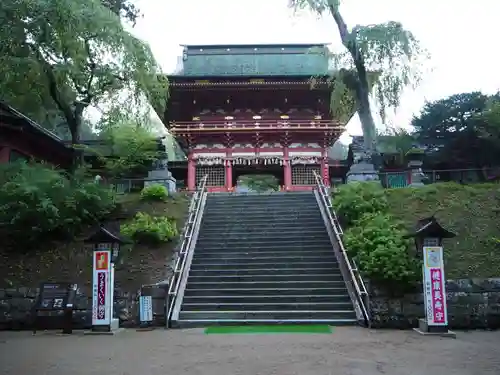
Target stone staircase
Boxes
[171,191,357,327]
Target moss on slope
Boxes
[385,183,500,278]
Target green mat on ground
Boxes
[204,325,333,334]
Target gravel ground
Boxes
[0,328,499,375]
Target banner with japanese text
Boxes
[92,249,112,326]
[423,246,448,326]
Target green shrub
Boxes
[344,212,419,289]
[333,182,387,225]
[140,184,169,202]
[0,163,116,249]
[333,182,418,289]
[121,212,178,244]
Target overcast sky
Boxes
[132,0,500,138]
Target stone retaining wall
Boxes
[1,278,499,330]
[370,278,500,329]
[0,285,167,330]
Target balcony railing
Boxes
[170,119,344,132]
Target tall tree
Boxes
[412,92,500,167]
[289,0,426,161]
[101,0,141,24]
[0,0,168,147]
[412,92,491,145]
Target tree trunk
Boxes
[328,4,378,157]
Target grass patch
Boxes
[385,183,500,278]
[204,325,333,334]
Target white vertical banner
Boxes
[92,248,112,326]
[422,246,448,326]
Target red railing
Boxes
[170,119,344,132]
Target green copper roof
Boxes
[178,44,329,77]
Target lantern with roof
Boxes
[405,216,457,337]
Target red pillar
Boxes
[322,149,330,187]
[187,155,196,191]
[283,147,292,191]
[225,159,233,191]
[0,146,10,163]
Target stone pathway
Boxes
[1,328,499,375]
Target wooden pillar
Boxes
[225,151,233,191]
[187,153,196,191]
[0,146,10,163]
[283,147,292,191]
[321,149,330,187]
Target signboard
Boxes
[36,282,77,311]
[92,250,112,327]
[423,246,448,326]
[139,296,153,323]
[33,282,77,334]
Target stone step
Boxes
[178,310,356,321]
[197,232,330,242]
[198,224,327,233]
[200,216,324,227]
[189,261,338,270]
[205,200,317,208]
[186,280,347,290]
[191,255,335,266]
[183,287,347,297]
[188,268,339,277]
[206,193,316,200]
[192,250,335,260]
[202,212,322,221]
[182,294,351,304]
[194,247,334,255]
[203,206,320,214]
[173,318,358,328]
[181,302,353,311]
[194,238,332,248]
[187,274,343,283]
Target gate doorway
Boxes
[233,164,283,192]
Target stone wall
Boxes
[370,278,500,329]
[2,278,499,330]
[0,285,167,330]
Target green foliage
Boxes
[344,212,419,287]
[0,0,168,141]
[412,92,500,167]
[332,182,387,225]
[96,117,163,177]
[0,162,116,249]
[333,182,418,289]
[239,174,280,192]
[140,184,169,202]
[121,212,178,244]
[386,183,500,278]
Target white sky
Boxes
[132,0,500,138]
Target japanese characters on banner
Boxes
[92,248,112,326]
[423,246,448,326]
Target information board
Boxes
[139,296,153,323]
[33,282,77,334]
[36,282,77,311]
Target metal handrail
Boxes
[312,171,370,327]
[166,174,208,325]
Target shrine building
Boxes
[159,44,351,192]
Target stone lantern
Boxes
[405,216,456,337]
[406,145,428,186]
